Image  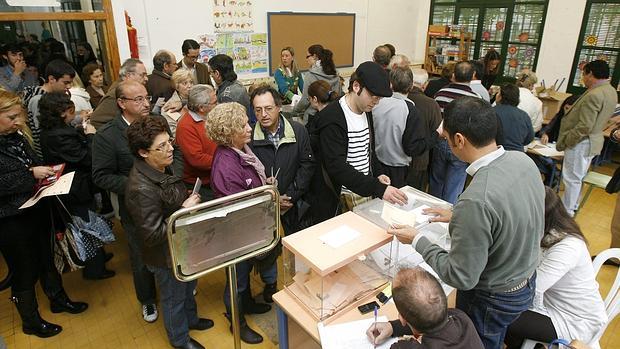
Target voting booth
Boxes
[166,185,281,348]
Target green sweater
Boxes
[416,151,544,292]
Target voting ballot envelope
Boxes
[166,185,281,282]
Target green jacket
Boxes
[556,81,617,156]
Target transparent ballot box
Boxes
[167,187,279,281]
[281,212,396,322]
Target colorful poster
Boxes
[250,46,268,73]
[198,34,217,63]
[213,0,254,33]
[198,31,267,75]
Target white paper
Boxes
[395,191,417,211]
[318,225,361,248]
[290,93,302,107]
[411,204,432,224]
[192,177,202,195]
[20,172,75,209]
[318,316,398,349]
[381,203,416,227]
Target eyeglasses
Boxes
[120,95,151,104]
[149,138,174,153]
[254,105,277,115]
[128,71,148,78]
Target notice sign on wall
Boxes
[213,0,254,33]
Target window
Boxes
[567,1,620,94]
[429,0,548,79]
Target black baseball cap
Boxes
[355,61,392,97]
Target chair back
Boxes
[591,248,620,341]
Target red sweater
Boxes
[175,111,217,185]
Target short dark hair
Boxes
[1,42,23,55]
[126,116,168,158]
[209,54,237,82]
[38,92,74,130]
[44,59,75,81]
[583,60,610,79]
[153,50,174,71]
[383,43,396,57]
[453,61,474,83]
[499,83,520,106]
[392,268,448,333]
[443,96,497,148]
[347,71,366,95]
[81,63,102,85]
[181,39,200,55]
[469,60,484,80]
[250,84,282,107]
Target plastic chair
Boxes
[575,171,612,217]
[520,248,620,349]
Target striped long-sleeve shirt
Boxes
[434,82,481,113]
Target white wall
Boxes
[109,0,425,78]
[110,0,586,91]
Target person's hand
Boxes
[279,194,293,214]
[423,207,452,223]
[31,166,55,180]
[383,186,407,206]
[163,100,182,112]
[388,224,418,245]
[80,109,92,121]
[540,133,549,145]
[13,59,27,76]
[610,115,620,126]
[182,193,201,208]
[265,176,278,187]
[377,174,391,185]
[613,129,620,142]
[83,122,96,135]
[366,322,393,346]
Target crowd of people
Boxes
[0,36,618,349]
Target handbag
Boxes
[50,203,86,274]
[55,197,115,263]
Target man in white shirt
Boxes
[470,60,490,102]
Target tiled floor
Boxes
[1,167,619,349]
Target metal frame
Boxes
[166,184,280,349]
[567,0,620,95]
[429,0,549,80]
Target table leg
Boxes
[276,304,289,349]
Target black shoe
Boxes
[50,290,88,314]
[189,318,214,330]
[84,269,116,280]
[105,252,114,262]
[229,323,263,344]
[173,337,205,349]
[262,283,277,303]
[12,290,63,338]
[242,289,271,314]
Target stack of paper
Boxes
[318,316,398,349]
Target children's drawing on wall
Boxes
[213,0,254,33]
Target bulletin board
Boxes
[267,12,355,75]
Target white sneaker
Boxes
[142,303,158,323]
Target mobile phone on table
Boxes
[357,301,380,315]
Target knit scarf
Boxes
[232,145,267,185]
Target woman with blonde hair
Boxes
[162,69,194,135]
[206,102,272,345]
[273,46,303,104]
[0,90,88,339]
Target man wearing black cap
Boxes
[312,61,407,220]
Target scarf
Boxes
[232,144,267,185]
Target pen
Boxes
[373,305,378,349]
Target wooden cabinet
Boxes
[425,25,472,75]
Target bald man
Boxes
[367,267,483,349]
[147,49,178,104]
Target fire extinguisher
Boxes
[125,11,139,59]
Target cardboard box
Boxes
[536,88,572,124]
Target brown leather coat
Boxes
[125,159,187,268]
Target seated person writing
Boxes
[366,267,483,349]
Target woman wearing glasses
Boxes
[161,69,194,136]
[293,44,342,122]
[206,102,274,344]
[125,116,211,349]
